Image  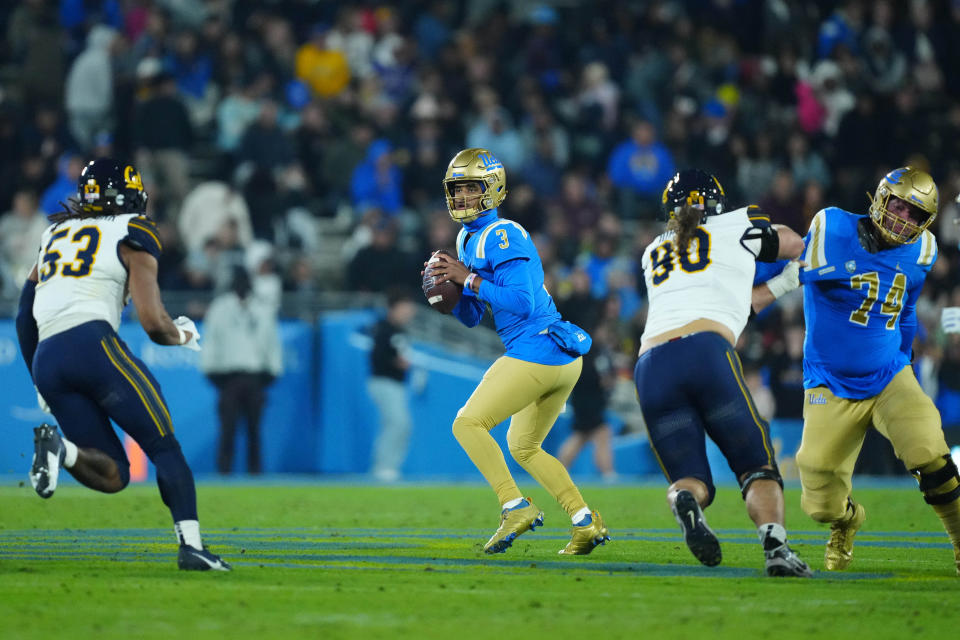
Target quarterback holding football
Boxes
[425,147,609,555]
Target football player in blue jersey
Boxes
[426,148,610,555]
[790,167,960,574]
[634,169,811,576]
[16,158,230,571]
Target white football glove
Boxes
[173,316,202,351]
[36,387,50,413]
[765,260,802,299]
[942,307,960,334]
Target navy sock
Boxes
[152,445,198,522]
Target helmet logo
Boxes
[124,165,144,191]
[478,152,502,169]
[83,180,100,202]
[685,190,704,208]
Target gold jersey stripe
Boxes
[918,230,936,266]
[110,337,173,431]
[805,210,826,270]
[725,350,774,464]
[101,337,167,436]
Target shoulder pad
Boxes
[803,209,828,271]
[125,215,163,259]
[475,220,531,267]
[917,230,937,267]
[746,205,770,226]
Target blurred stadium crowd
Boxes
[2,0,960,442]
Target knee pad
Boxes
[912,454,960,506]
[739,466,783,501]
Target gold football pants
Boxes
[797,366,948,522]
[452,356,588,517]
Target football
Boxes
[422,249,462,314]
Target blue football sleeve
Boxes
[754,259,788,285]
[452,295,485,327]
[124,216,163,259]
[476,258,535,318]
[15,279,38,378]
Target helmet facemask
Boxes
[444,178,495,222]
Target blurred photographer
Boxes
[201,266,283,474]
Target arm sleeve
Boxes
[15,279,38,378]
[451,294,485,327]
[124,216,163,260]
[476,257,535,317]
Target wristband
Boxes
[464,273,477,293]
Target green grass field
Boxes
[1,480,958,639]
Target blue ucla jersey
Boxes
[455,212,572,365]
[799,207,937,398]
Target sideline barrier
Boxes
[0,316,798,480]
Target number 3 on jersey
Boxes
[651,228,712,285]
[39,226,102,283]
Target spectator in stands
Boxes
[9,1,67,110]
[350,139,403,218]
[39,153,84,217]
[294,23,350,99]
[607,119,675,220]
[0,189,47,294]
[759,169,803,233]
[132,63,193,220]
[238,100,296,172]
[65,24,119,151]
[201,266,283,474]
[165,29,218,129]
[347,219,415,295]
[367,288,416,482]
[22,105,75,168]
[178,179,253,254]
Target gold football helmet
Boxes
[442,148,507,222]
[868,167,938,244]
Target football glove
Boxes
[36,387,50,413]
[765,261,801,299]
[942,307,960,334]
[174,316,201,351]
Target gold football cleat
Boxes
[824,501,866,570]
[483,499,544,554]
[558,510,610,555]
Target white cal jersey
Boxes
[33,213,163,341]
[641,206,767,343]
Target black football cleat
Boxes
[30,423,66,499]
[672,489,722,567]
[178,545,232,572]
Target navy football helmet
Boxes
[77,158,148,214]
[661,169,726,220]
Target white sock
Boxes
[62,439,78,468]
[758,522,787,547]
[502,497,525,510]
[175,520,203,550]
[572,506,592,525]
